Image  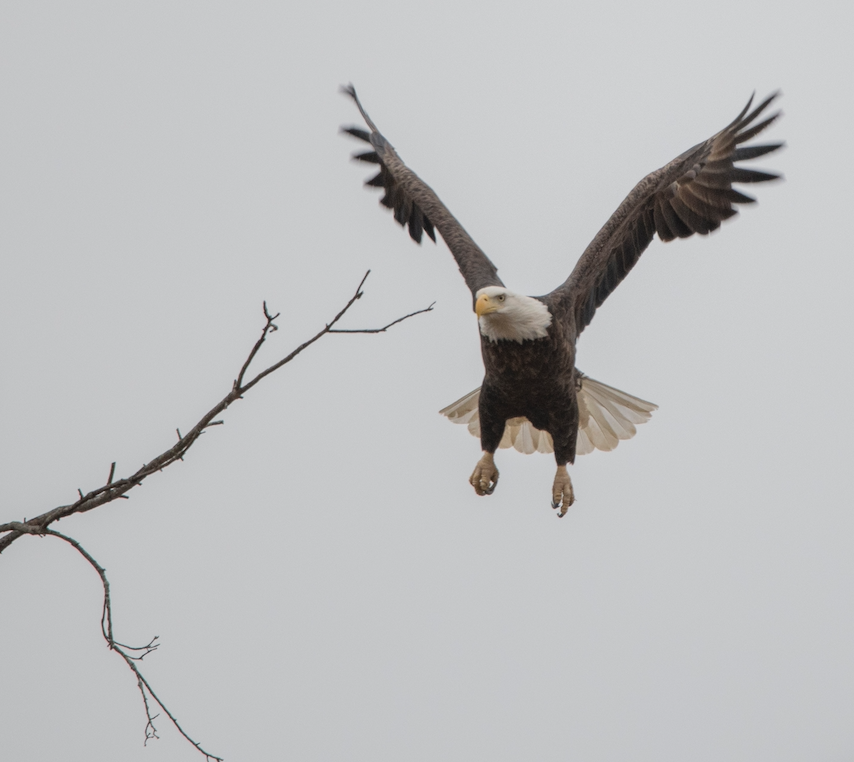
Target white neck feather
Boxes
[478,291,552,343]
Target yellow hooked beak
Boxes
[476,293,500,317]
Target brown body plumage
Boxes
[341,85,783,514]
[478,301,578,465]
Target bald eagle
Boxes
[342,86,782,516]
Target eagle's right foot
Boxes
[470,452,499,496]
[551,465,574,517]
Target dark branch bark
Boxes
[0,271,432,553]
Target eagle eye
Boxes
[498,294,505,302]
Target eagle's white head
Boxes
[475,286,552,343]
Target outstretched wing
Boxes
[553,93,783,336]
[341,85,504,299]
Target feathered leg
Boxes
[551,466,574,517]
[472,387,505,496]
[549,398,579,517]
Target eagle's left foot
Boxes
[470,452,499,496]
[551,465,574,517]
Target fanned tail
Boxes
[438,375,658,455]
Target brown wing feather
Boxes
[554,92,783,335]
[341,85,504,299]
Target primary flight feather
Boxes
[342,85,783,516]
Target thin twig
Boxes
[235,269,372,396]
[234,300,279,391]
[124,657,222,761]
[42,529,222,760]
[329,301,435,333]
[139,680,160,744]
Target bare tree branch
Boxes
[0,270,431,553]
[41,529,222,761]
[0,271,433,758]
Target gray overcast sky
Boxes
[2,1,852,760]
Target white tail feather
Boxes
[438,376,658,456]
